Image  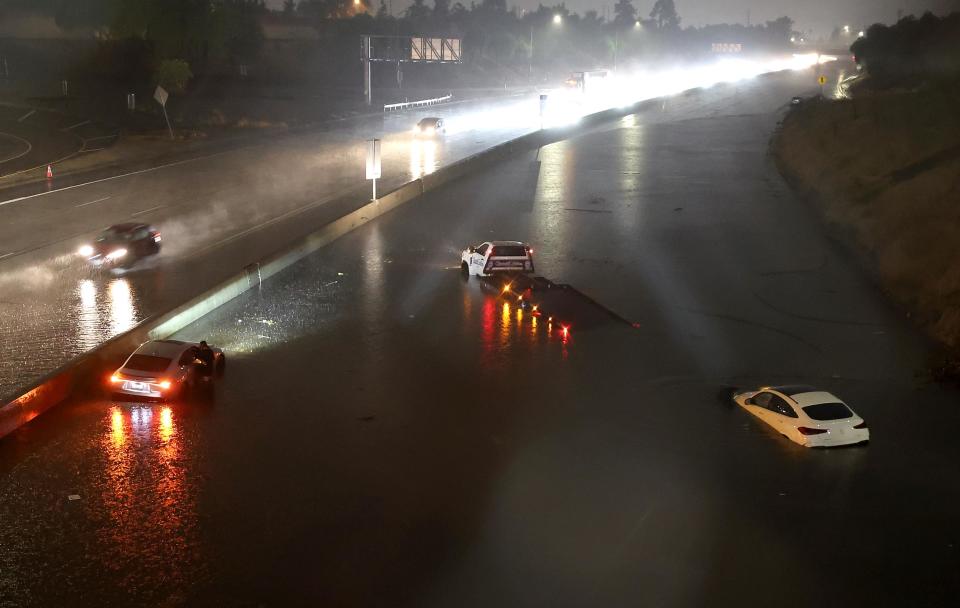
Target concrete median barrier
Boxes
[0,81,726,439]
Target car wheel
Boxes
[216,355,226,378]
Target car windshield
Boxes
[802,402,854,421]
[491,245,527,257]
[124,355,172,373]
[96,229,129,242]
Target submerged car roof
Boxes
[789,391,845,408]
[766,384,817,397]
[132,339,193,359]
[490,240,527,247]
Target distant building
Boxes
[258,14,319,41]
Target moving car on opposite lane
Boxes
[413,117,446,137]
[79,223,161,270]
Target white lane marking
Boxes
[0,251,19,260]
[17,109,35,122]
[131,204,165,217]
[63,120,91,131]
[0,149,233,208]
[75,196,111,208]
[0,133,32,165]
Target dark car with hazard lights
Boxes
[461,241,535,278]
[110,339,226,401]
[78,222,161,269]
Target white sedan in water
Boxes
[733,385,870,447]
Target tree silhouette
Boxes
[434,0,451,20]
[649,0,680,30]
[613,0,637,28]
[405,0,430,20]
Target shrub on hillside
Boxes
[154,59,193,93]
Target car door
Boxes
[766,394,800,434]
[131,227,150,256]
[177,348,199,384]
[472,243,489,270]
[745,391,776,425]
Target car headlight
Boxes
[78,245,94,257]
[106,248,127,260]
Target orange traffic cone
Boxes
[46,165,53,179]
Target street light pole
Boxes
[613,29,619,72]
[529,25,534,81]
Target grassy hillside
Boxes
[775,81,960,346]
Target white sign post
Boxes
[154,85,173,140]
[366,138,381,200]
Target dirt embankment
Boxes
[774,82,960,346]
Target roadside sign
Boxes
[817,75,827,85]
[366,139,381,180]
[366,138,381,200]
[153,85,173,140]
[154,85,169,107]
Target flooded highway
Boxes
[0,59,844,400]
[6,64,953,606]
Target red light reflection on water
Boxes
[476,288,571,369]
[98,404,200,590]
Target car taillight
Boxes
[798,427,828,436]
[158,380,172,390]
[488,247,495,256]
[854,421,868,429]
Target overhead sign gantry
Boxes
[361,35,462,106]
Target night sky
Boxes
[267,1,958,35]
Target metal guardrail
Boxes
[383,94,453,112]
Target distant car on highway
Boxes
[791,96,803,105]
[413,117,446,137]
[79,223,161,270]
[733,385,869,447]
[110,339,225,401]
[461,241,535,278]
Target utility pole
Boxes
[529,26,533,81]
[362,35,372,106]
[613,29,618,72]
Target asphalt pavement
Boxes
[1,65,956,606]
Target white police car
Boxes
[461,241,535,278]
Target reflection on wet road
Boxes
[0,400,204,605]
